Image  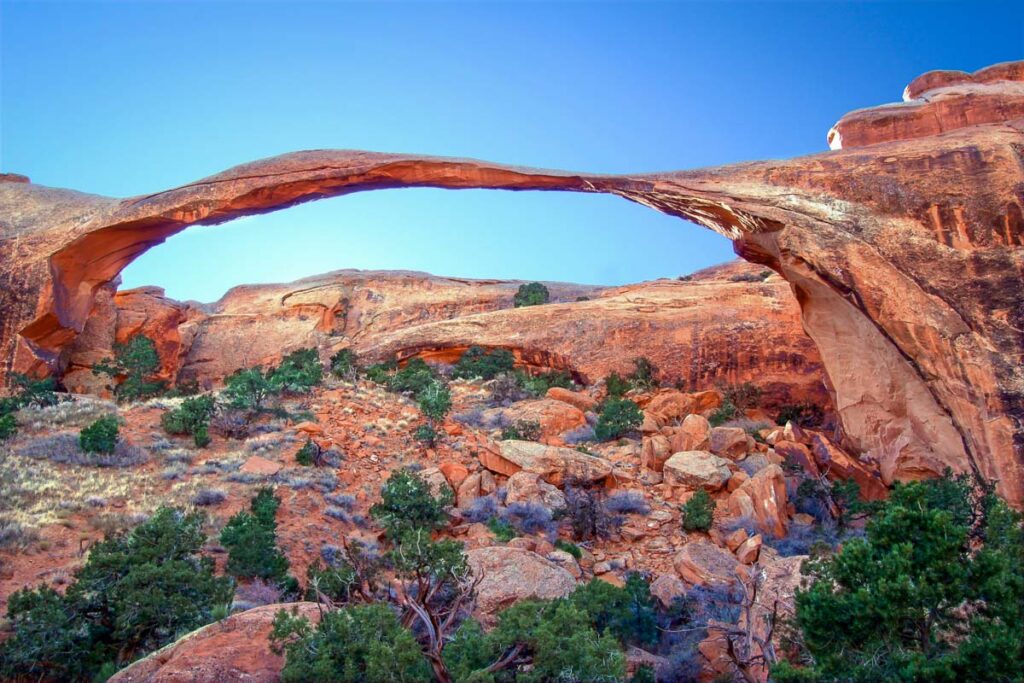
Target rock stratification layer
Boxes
[1,61,1022,504]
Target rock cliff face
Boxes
[0,61,1021,504]
[62,261,828,410]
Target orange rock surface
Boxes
[1,61,1021,504]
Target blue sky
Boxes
[2,1,1021,302]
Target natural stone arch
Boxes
[1,62,1022,505]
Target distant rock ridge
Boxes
[1,60,1021,504]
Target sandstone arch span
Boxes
[1,62,1022,505]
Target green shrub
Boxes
[555,539,583,559]
[452,346,515,380]
[0,508,232,681]
[221,488,292,587]
[413,423,438,447]
[514,282,550,307]
[594,398,642,441]
[0,413,15,441]
[487,516,516,542]
[329,348,359,378]
[364,359,398,385]
[161,394,215,447]
[774,474,1024,682]
[295,438,318,466]
[708,400,738,427]
[567,573,658,646]
[80,415,119,454]
[501,419,542,441]
[628,357,659,391]
[681,489,715,532]
[7,372,62,409]
[519,369,574,396]
[369,468,452,539]
[269,348,322,393]
[417,380,451,422]
[271,603,432,683]
[93,334,166,402]
[605,372,631,398]
[389,358,438,396]
[222,367,274,411]
[721,381,761,411]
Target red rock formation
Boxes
[1,61,1021,504]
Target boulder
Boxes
[736,534,762,564]
[644,390,694,424]
[641,434,673,471]
[674,539,740,587]
[504,471,567,510]
[664,413,711,453]
[709,427,752,459]
[109,602,321,683]
[663,451,732,491]
[482,440,612,485]
[809,431,888,500]
[417,466,454,500]
[239,456,282,476]
[727,464,789,538]
[546,387,597,413]
[497,398,587,440]
[649,573,687,609]
[438,462,469,489]
[466,547,577,622]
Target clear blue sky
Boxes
[2,1,1020,302]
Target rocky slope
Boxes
[62,261,829,412]
[1,60,1021,505]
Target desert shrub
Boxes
[417,380,451,421]
[595,397,642,441]
[775,402,824,428]
[329,348,359,379]
[364,358,398,384]
[221,488,294,588]
[191,488,227,507]
[628,357,659,391]
[413,423,438,447]
[222,367,275,411]
[568,573,658,646]
[0,519,39,550]
[487,516,517,542]
[518,368,574,396]
[234,578,283,608]
[605,490,650,515]
[268,348,322,393]
[513,281,550,307]
[604,372,631,398]
[324,493,356,509]
[708,400,738,427]
[488,371,529,406]
[564,482,622,541]
[209,409,255,439]
[504,501,555,536]
[555,538,583,559]
[463,494,501,524]
[564,424,596,445]
[774,473,1024,682]
[389,358,437,395]
[452,346,515,380]
[271,603,432,683]
[720,381,761,411]
[0,413,15,440]
[79,415,119,454]
[18,432,147,468]
[483,599,626,681]
[500,419,542,441]
[681,489,715,532]
[295,438,320,466]
[0,508,232,681]
[161,394,216,447]
[7,372,62,409]
[93,334,166,402]
[369,467,452,539]
[729,271,762,283]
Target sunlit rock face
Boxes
[0,60,1021,504]
[61,261,828,413]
